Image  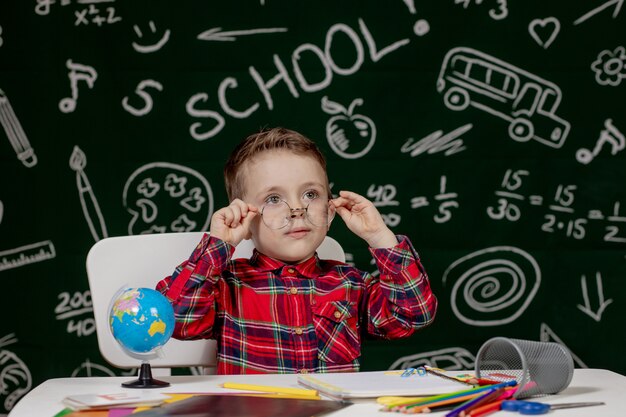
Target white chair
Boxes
[86,232,345,374]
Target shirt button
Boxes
[287,267,296,274]
[290,287,298,295]
[295,327,303,335]
[334,311,342,319]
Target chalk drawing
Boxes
[577,272,613,322]
[0,89,37,167]
[59,59,98,113]
[576,119,625,164]
[0,334,31,413]
[455,0,509,21]
[69,146,109,242]
[400,124,470,157]
[367,184,401,227]
[574,0,623,25]
[591,46,626,86]
[55,290,95,337]
[322,96,376,159]
[603,202,626,243]
[540,323,587,368]
[411,176,459,224]
[0,241,56,273]
[443,246,541,326]
[123,162,213,235]
[437,47,570,148]
[389,347,475,371]
[528,17,560,49]
[413,19,430,36]
[122,79,163,116]
[73,3,121,27]
[132,21,170,53]
[197,26,288,42]
[187,18,409,140]
[402,0,416,14]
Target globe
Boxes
[109,287,176,388]
[109,287,174,355]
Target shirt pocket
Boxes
[311,300,360,364]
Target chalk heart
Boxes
[528,17,560,49]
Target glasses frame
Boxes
[260,198,335,230]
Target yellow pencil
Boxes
[222,382,319,398]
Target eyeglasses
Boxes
[261,198,335,230]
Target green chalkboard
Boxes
[1,0,625,412]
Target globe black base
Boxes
[122,362,170,388]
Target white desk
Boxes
[9,369,626,417]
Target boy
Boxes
[156,127,437,374]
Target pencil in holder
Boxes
[474,337,574,399]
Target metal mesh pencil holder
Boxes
[475,337,574,399]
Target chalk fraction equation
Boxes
[486,168,626,243]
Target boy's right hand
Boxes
[209,199,258,247]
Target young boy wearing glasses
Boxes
[157,127,437,374]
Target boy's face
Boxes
[242,150,331,263]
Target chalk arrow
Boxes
[574,0,624,25]
[576,272,613,322]
[197,27,288,42]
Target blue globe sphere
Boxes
[109,288,175,354]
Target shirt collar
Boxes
[250,250,322,278]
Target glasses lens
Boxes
[261,200,291,229]
[305,198,335,227]
[261,199,335,230]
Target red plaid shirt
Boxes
[156,233,437,374]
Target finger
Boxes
[229,205,244,227]
[223,207,238,227]
[339,190,365,203]
[334,206,351,222]
[332,196,354,209]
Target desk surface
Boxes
[9,369,626,417]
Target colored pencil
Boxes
[221,382,318,397]
[467,399,504,417]
[383,380,516,411]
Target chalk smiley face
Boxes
[322,96,377,159]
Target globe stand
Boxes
[122,362,170,388]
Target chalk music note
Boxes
[59,59,98,113]
[576,119,625,165]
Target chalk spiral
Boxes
[443,246,541,327]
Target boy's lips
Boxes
[285,227,311,238]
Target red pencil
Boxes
[467,399,503,417]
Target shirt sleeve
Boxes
[363,235,438,339]
[155,233,233,340]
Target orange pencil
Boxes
[467,399,503,417]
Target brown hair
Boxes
[224,127,330,201]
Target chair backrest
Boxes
[86,232,345,369]
[86,232,214,369]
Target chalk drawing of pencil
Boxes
[69,146,109,242]
[0,88,37,167]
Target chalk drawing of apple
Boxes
[322,96,377,159]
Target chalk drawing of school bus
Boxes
[437,47,570,148]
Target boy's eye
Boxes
[265,195,282,205]
[303,190,319,201]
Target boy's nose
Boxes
[289,207,307,218]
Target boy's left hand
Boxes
[332,190,398,248]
